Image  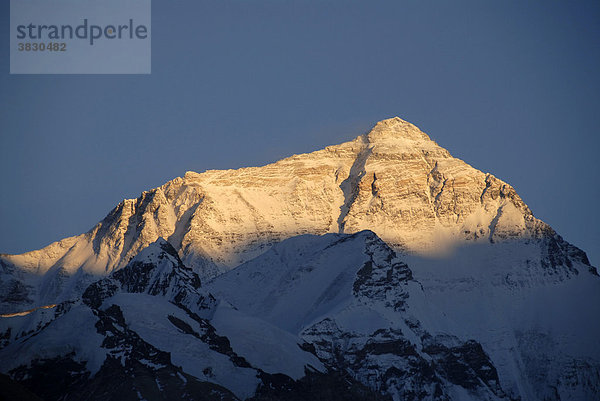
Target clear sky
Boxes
[1,1,599,267]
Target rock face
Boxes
[0,117,598,401]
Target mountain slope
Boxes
[1,233,516,401]
[0,239,338,400]
[208,230,512,400]
[207,230,600,401]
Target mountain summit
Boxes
[367,116,433,141]
[2,117,587,295]
[1,118,598,400]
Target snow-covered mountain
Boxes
[208,231,600,400]
[0,238,331,400]
[208,231,510,400]
[1,117,598,400]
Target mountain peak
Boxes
[2,116,592,293]
[366,117,432,142]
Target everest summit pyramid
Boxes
[1,118,599,400]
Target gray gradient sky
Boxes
[1,1,599,267]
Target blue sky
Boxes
[1,0,599,267]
